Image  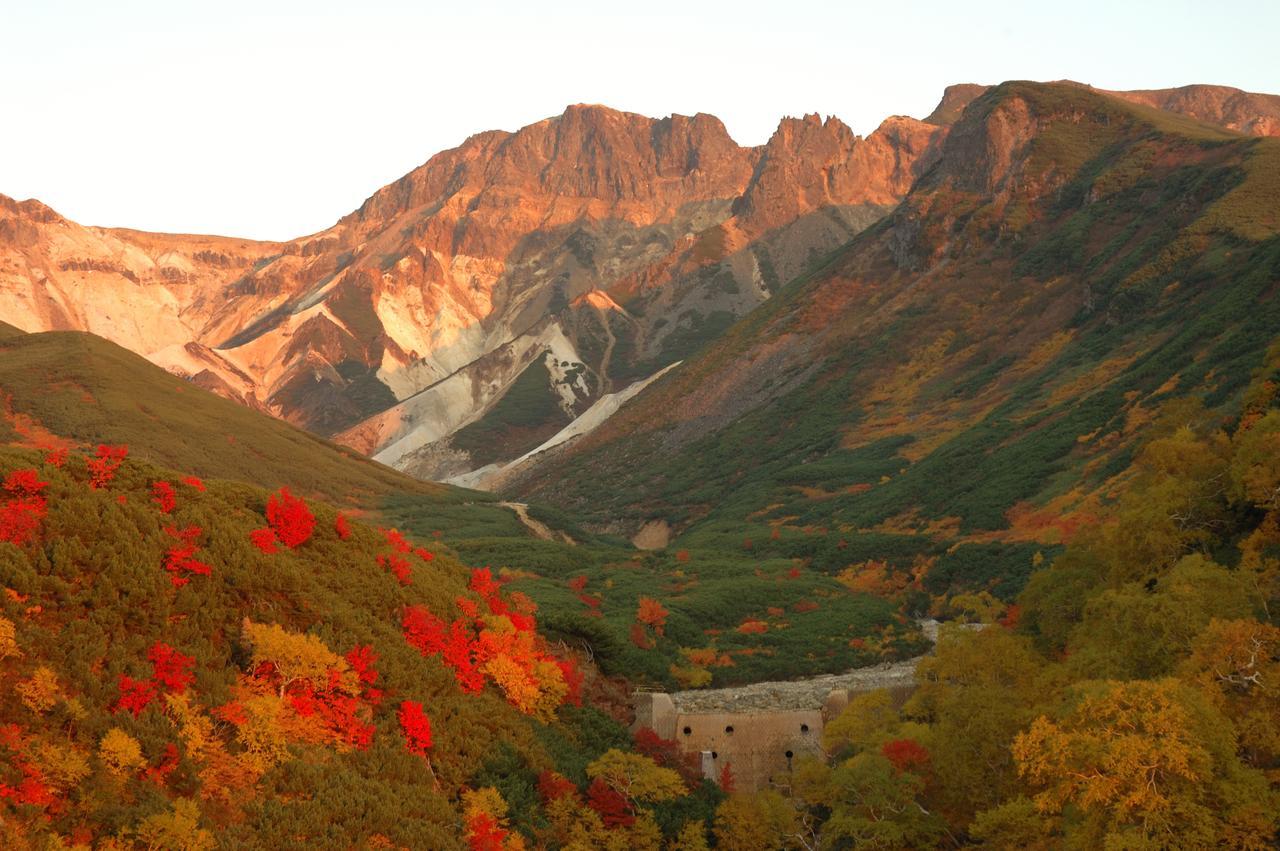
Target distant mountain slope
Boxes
[508,81,1280,588]
[924,81,1280,138]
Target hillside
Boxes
[509,81,1280,599]
[0,327,450,508]
[0,439,759,847]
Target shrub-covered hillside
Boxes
[0,445,728,848]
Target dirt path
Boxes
[498,501,575,545]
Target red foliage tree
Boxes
[398,700,433,755]
[87,444,128,489]
[465,812,509,851]
[42,448,68,468]
[636,596,669,636]
[114,675,158,716]
[265,487,314,548]
[586,776,634,828]
[181,475,206,492]
[537,770,579,804]
[148,643,195,693]
[151,480,176,514]
[335,513,351,541]
[881,738,931,774]
[143,743,180,786]
[346,644,379,688]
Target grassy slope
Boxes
[0,330,524,533]
[511,81,1280,599]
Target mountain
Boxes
[0,106,947,485]
[505,81,1280,590]
[924,81,1280,137]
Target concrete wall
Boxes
[632,684,918,792]
[673,707,825,790]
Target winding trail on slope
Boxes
[499,501,575,545]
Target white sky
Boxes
[4,0,1278,240]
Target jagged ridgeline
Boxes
[511,81,1280,595]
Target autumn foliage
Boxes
[87,444,128,489]
[0,467,49,545]
[162,525,212,587]
[264,487,315,548]
[151,480,177,514]
[398,700,434,755]
[402,568,574,720]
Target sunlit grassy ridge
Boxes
[0,330,450,507]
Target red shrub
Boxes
[87,444,128,489]
[265,487,314,548]
[3,469,48,498]
[382,528,411,554]
[335,513,351,540]
[398,700,433,755]
[181,475,206,492]
[557,658,583,707]
[249,528,279,554]
[162,525,212,587]
[379,553,413,586]
[42,448,68,468]
[151,481,176,514]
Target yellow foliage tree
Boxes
[132,798,215,851]
[0,615,19,660]
[712,791,797,851]
[16,665,61,713]
[99,728,146,776]
[241,620,355,697]
[34,741,90,792]
[1013,678,1275,846]
[585,750,685,812]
